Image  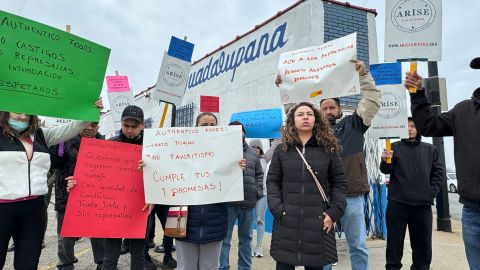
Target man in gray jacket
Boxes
[219,121,264,270]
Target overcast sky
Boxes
[2,0,478,169]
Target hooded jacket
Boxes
[249,139,268,195]
[410,88,480,208]
[380,138,444,205]
[230,142,264,209]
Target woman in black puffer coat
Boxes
[267,102,347,270]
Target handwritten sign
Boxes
[230,108,282,138]
[0,10,110,121]
[106,76,130,92]
[61,138,148,238]
[370,63,402,86]
[152,52,191,106]
[167,36,195,62]
[278,33,359,104]
[142,126,244,205]
[384,0,442,61]
[200,96,220,113]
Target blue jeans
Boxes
[254,196,267,247]
[219,205,254,270]
[462,206,480,269]
[324,196,368,270]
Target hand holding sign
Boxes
[404,71,423,92]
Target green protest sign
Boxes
[0,10,110,121]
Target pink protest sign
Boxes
[106,76,130,92]
[200,96,220,112]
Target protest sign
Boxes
[106,76,130,92]
[152,52,191,106]
[106,76,134,132]
[278,33,359,104]
[369,63,402,86]
[369,63,408,139]
[61,138,148,238]
[41,116,73,128]
[200,95,220,113]
[230,108,282,138]
[167,36,194,62]
[142,126,244,205]
[384,0,442,61]
[0,10,110,121]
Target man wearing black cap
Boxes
[107,105,177,269]
[404,57,480,269]
[101,105,150,270]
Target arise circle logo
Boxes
[391,0,436,33]
[378,92,403,119]
[112,96,132,113]
[162,63,185,87]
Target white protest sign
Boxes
[107,90,134,133]
[369,62,408,139]
[142,126,244,205]
[384,0,442,61]
[41,116,73,128]
[277,33,360,104]
[369,85,409,139]
[153,52,191,106]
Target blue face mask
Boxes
[8,119,30,133]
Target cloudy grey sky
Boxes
[1,0,478,169]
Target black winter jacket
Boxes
[54,133,104,212]
[380,139,444,205]
[410,88,480,208]
[177,203,228,244]
[330,112,370,196]
[267,138,347,267]
[110,130,143,145]
[230,142,264,209]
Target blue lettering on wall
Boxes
[187,22,289,89]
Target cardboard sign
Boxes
[152,52,191,106]
[0,10,110,121]
[142,126,244,205]
[384,0,442,61]
[61,138,148,238]
[230,108,282,138]
[106,76,130,92]
[278,33,359,104]
[167,36,194,62]
[200,96,220,112]
[370,63,402,86]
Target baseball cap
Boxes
[121,105,144,123]
[470,57,480,69]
